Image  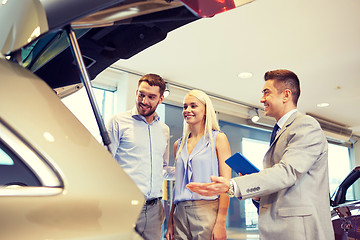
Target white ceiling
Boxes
[113,0,360,136]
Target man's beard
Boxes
[137,102,158,117]
[141,107,156,117]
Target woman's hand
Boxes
[165,221,174,240]
[211,222,227,240]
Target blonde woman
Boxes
[165,90,231,240]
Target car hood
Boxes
[0,0,186,56]
[0,0,254,89]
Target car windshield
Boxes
[331,167,360,206]
[21,29,89,72]
[345,178,360,202]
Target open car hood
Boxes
[0,0,254,89]
[0,0,254,147]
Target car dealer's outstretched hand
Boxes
[187,176,230,196]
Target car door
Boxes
[331,167,360,240]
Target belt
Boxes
[145,197,162,206]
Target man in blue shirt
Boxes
[107,73,172,240]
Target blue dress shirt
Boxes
[107,107,172,200]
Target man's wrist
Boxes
[226,179,235,197]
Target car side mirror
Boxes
[334,206,351,218]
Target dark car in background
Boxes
[0,0,253,239]
[331,167,360,240]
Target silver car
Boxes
[0,0,251,239]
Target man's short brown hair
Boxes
[264,69,300,105]
[138,74,166,96]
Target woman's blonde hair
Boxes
[175,89,220,160]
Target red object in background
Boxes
[181,0,236,17]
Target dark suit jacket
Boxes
[233,111,334,240]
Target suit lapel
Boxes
[271,111,300,146]
[263,112,300,167]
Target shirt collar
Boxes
[131,106,160,123]
[277,109,297,129]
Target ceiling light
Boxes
[249,108,260,122]
[317,103,329,108]
[164,82,170,98]
[238,72,253,79]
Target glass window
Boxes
[241,138,269,230]
[0,141,41,187]
[242,138,268,171]
[217,121,269,238]
[328,144,351,196]
[0,148,14,165]
[62,87,115,142]
[346,178,360,202]
[93,87,115,124]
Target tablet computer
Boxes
[225,152,259,175]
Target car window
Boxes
[0,122,63,190]
[0,147,13,165]
[0,140,41,187]
[332,168,360,206]
[345,178,360,202]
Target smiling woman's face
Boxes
[182,95,206,126]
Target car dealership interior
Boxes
[1,0,359,239]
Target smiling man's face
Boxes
[260,79,285,121]
[136,81,164,122]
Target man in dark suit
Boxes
[187,69,334,240]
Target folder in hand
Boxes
[225,152,259,175]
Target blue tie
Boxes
[270,124,279,145]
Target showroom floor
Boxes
[227,228,259,240]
